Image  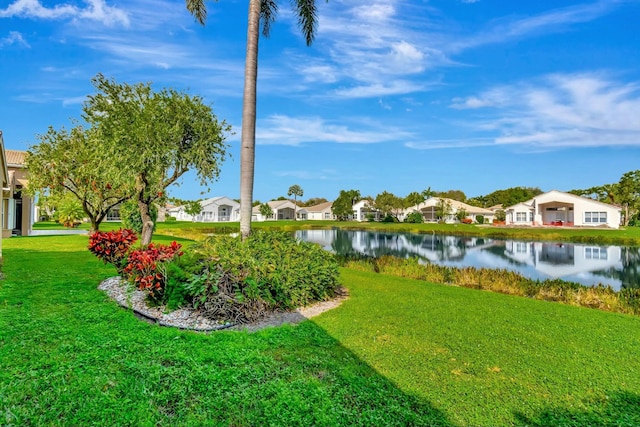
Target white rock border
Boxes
[98,277,348,333]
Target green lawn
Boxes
[2,234,640,426]
[34,219,640,245]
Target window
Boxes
[516,212,527,222]
[585,212,607,223]
[585,247,608,260]
[529,212,534,222]
[324,212,331,219]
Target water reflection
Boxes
[295,229,640,290]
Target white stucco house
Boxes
[352,199,381,222]
[168,196,240,222]
[403,198,494,223]
[252,200,299,221]
[305,201,335,220]
[504,190,622,229]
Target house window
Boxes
[529,212,534,222]
[516,242,527,253]
[585,212,607,223]
[324,212,331,219]
[585,247,607,260]
[516,212,527,222]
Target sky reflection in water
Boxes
[296,229,640,291]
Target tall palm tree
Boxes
[288,184,304,220]
[186,0,321,239]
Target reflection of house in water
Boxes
[296,229,335,249]
[504,241,621,279]
[297,229,495,262]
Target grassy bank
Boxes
[2,234,640,425]
[34,219,640,245]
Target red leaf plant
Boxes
[88,228,138,274]
[123,241,183,299]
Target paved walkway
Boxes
[29,229,88,236]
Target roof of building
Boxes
[5,149,26,167]
[305,201,333,212]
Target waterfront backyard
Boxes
[1,230,640,426]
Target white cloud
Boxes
[334,81,428,98]
[0,0,129,27]
[256,114,413,145]
[1,31,30,48]
[405,138,496,150]
[447,73,640,149]
[450,96,494,109]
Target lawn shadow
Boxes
[1,242,455,426]
[514,390,640,426]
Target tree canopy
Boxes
[332,189,361,220]
[82,74,231,244]
[26,125,133,232]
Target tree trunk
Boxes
[239,0,260,241]
[138,197,154,245]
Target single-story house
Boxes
[4,148,35,236]
[0,133,10,257]
[305,201,335,220]
[402,197,494,223]
[504,190,622,229]
[169,196,240,222]
[252,200,298,221]
[352,199,381,222]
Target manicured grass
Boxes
[33,219,640,245]
[2,234,640,425]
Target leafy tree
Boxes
[404,191,424,208]
[618,170,640,226]
[121,199,157,234]
[374,191,404,219]
[332,189,361,221]
[26,125,132,232]
[185,200,203,219]
[455,208,468,222]
[404,211,424,223]
[187,0,324,240]
[470,187,542,208]
[83,74,231,245]
[55,192,86,228]
[435,189,466,202]
[303,197,328,207]
[259,203,273,219]
[287,184,304,220]
[435,198,452,223]
[495,209,506,222]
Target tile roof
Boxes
[6,150,26,166]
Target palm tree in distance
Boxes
[186,0,322,239]
[288,184,304,220]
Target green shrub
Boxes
[381,214,398,223]
[120,200,157,234]
[164,231,341,323]
[404,211,424,223]
[476,215,485,224]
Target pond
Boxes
[295,229,640,290]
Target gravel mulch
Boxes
[98,277,348,333]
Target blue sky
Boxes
[1,0,639,203]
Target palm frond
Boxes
[293,0,318,46]
[261,0,278,38]
[186,0,208,25]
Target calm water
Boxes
[295,229,640,290]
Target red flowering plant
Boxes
[88,228,138,274]
[123,241,183,300]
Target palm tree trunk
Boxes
[239,0,260,240]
